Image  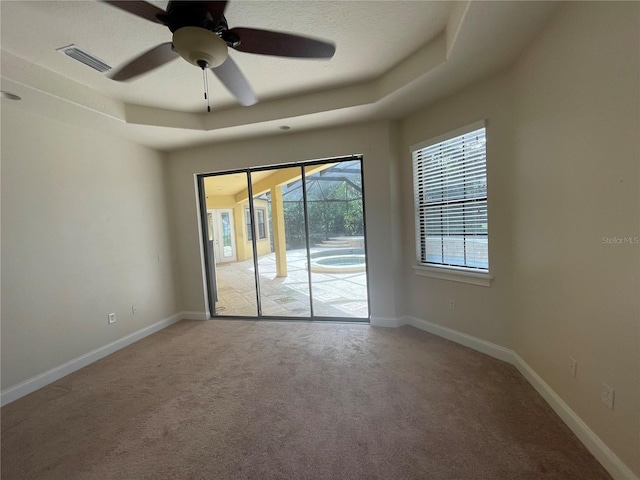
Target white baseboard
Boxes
[404,315,638,480]
[180,310,209,321]
[512,354,638,480]
[405,316,514,363]
[369,316,406,328]
[0,312,185,407]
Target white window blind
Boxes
[412,123,488,271]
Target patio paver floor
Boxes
[213,249,369,319]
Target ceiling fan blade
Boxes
[229,28,336,58]
[102,1,166,24]
[110,43,178,81]
[203,1,228,23]
[212,56,257,106]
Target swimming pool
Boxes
[308,252,366,273]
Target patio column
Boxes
[233,203,249,261]
[271,185,288,277]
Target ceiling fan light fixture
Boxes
[172,27,228,68]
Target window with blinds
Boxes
[412,122,488,271]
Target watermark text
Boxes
[602,236,639,245]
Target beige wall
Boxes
[400,70,516,347]
[166,121,403,320]
[1,105,179,389]
[511,2,639,474]
[400,2,639,475]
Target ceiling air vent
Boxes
[56,45,112,73]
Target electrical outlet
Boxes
[601,383,614,409]
[132,305,138,315]
[157,254,164,263]
[449,300,456,310]
[108,313,116,325]
[569,357,577,377]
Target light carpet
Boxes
[1,320,612,479]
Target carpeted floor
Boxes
[1,320,612,479]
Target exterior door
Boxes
[210,209,237,263]
[198,157,369,320]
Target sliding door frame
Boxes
[197,175,217,315]
[197,155,371,322]
[246,170,263,317]
[300,166,316,318]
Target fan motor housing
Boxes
[162,1,221,33]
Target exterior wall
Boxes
[205,196,271,261]
[206,195,236,208]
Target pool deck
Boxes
[213,248,369,319]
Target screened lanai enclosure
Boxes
[277,160,364,249]
[198,158,369,320]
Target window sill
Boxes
[413,265,493,287]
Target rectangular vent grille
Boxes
[56,45,112,73]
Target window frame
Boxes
[246,207,267,242]
[245,208,253,242]
[410,120,493,287]
[256,208,267,239]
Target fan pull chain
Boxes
[201,67,211,113]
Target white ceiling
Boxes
[0,0,561,151]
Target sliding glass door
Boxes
[198,157,369,321]
[304,162,368,318]
[200,171,258,317]
[250,169,313,317]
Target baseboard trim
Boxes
[0,312,184,407]
[404,315,638,480]
[180,311,209,321]
[369,316,406,328]
[512,354,638,480]
[405,316,514,363]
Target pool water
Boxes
[317,256,365,266]
[309,254,367,273]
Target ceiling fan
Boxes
[103,1,336,108]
